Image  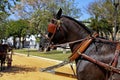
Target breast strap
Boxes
[69,32,98,61]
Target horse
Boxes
[0,44,12,71]
[47,8,120,80]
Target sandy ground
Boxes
[0,53,77,80]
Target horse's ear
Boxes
[56,8,62,19]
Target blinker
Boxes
[48,23,57,33]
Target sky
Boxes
[75,0,95,20]
[8,0,94,21]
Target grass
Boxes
[14,49,72,61]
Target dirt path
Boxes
[0,53,76,80]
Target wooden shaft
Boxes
[81,54,120,74]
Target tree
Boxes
[13,0,82,50]
[87,0,120,40]
[6,19,29,48]
[0,12,8,42]
[29,10,52,34]
[57,0,81,18]
[0,0,20,20]
[0,0,17,12]
[0,0,20,43]
[14,0,81,31]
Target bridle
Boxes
[48,19,62,42]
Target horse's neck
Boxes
[68,28,89,51]
[62,17,92,52]
[69,43,79,52]
[65,24,88,40]
[66,28,89,52]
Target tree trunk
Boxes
[13,37,16,48]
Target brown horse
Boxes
[47,9,120,80]
[0,44,11,70]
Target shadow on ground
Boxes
[0,65,37,77]
[40,69,76,79]
[55,71,76,79]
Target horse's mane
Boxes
[61,15,93,34]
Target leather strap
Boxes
[111,43,120,67]
[80,53,120,74]
[107,43,120,80]
[69,32,98,61]
[78,43,120,75]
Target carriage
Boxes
[0,44,13,71]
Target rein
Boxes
[49,37,92,48]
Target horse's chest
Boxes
[76,44,116,80]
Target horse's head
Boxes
[47,8,93,45]
[47,8,67,44]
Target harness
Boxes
[69,32,99,61]
[75,39,120,80]
[47,19,120,79]
[48,19,61,42]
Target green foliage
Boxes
[30,10,52,34]
[0,0,20,40]
[58,0,81,18]
[46,0,81,18]
[0,22,7,39]
[6,19,29,38]
[14,0,82,36]
[0,12,8,39]
[36,37,40,43]
[0,0,19,13]
[0,12,8,23]
[87,0,120,39]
